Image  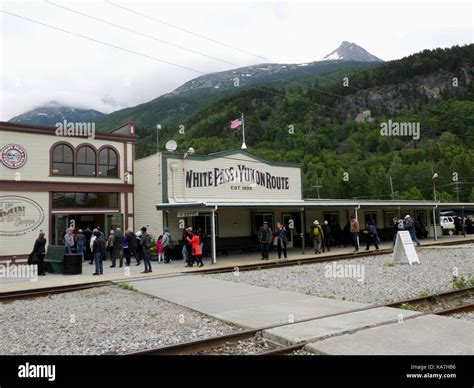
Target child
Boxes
[156,235,164,263]
[186,231,203,267]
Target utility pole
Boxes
[312,181,322,199]
[453,181,460,202]
[389,176,395,200]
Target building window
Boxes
[253,213,274,234]
[364,212,378,227]
[52,192,118,209]
[99,147,118,178]
[323,212,340,226]
[192,214,218,237]
[384,211,397,228]
[76,146,97,176]
[51,144,74,176]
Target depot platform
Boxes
[1,235,472,294]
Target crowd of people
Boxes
[26,213,473,276]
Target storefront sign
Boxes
[1,144,27,169]
[0,195,45,237]
[185,164,290,190]
[177,211,199,218]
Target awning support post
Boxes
[432,206,438,241]
[300,208,305,255]
[211,206,217,264]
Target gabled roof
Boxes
[161,149,301,168]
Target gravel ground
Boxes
[192,332,279,355]
[450,312,474,323]
[208,245,474,304]
[0,285,240,355]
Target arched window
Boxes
[76,146,97,176]
[51,143,74,176]
[98,147,118,178]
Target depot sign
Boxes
[185,164,290,190]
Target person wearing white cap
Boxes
[311,220,324,254]
[403,214,421,246]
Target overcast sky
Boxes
[0,0,472,120]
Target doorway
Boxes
[52,213,122,244]
[282,212,302,248]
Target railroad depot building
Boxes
[1,121,472,264]
[134,149,471,263]
[0,121,136,262]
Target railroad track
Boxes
[125,286,474,356]
[0,281,114,303]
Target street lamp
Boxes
[184,147,195,159]
[432,173,439,241]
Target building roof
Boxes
[0,121,136,143]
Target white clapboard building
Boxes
[134,149,471,263]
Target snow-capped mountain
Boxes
[8,102,104,126]
[323,41,383,62]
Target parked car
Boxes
[440,216,455,229]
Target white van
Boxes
[440,216,455,229]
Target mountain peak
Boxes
[323,41,383,62]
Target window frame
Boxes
[98,146,119,178]
[75,144,97,177]
[50,142,75,177]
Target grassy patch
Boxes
[118,283,136,291]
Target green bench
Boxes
[44,245,67,274]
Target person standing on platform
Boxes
[92,230,106,276]
[186,230,203,267]
[403,214,421,247]
[64,228,75,254]
[162,229,173,263]
[83,226,93,263]
[156,235,165,263]
[140,227,152,273]
[274,223,288,260]
[350,216,360,253]
[182,227,192,264]
[364,222,380,251]
[96,226,105,240]
[76,229,86,262]
[311,220,323,254]
[29,231,47,276]
[125,228,136,266]
[135,231,143,265]
[111,228,124,268]
[258,221,272,260]
[106,230,114,263]
[322,221,332,252]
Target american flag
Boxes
[230,117,242,129]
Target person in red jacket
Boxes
[186,230,203,267]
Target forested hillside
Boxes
[147,44,474,202]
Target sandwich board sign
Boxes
[392,231,420,265]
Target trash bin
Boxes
[63,254,82,275]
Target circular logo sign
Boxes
[0,195,45,237]
[1,144,27,169]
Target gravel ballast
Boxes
[208,245,474,304]
[0,285,240,355]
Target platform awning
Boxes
[156,199,474,211]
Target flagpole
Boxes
[241,112,247,150]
